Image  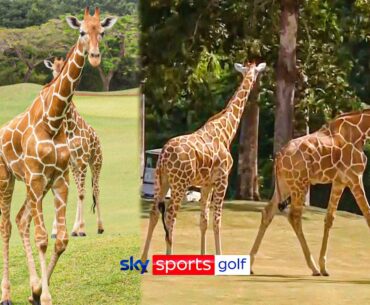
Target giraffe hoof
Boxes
[250,270,254,275]
[28,296,40,305]
[1,300,13,305]
[97,229,104,234]
[79,232,87,237]
[50,234,57,239]
[321,270,330,276]
[71,232,78,237]
[312,271,321,276]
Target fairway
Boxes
[0,84,140,305]
[141,200,370,305]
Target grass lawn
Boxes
[141,200,370,305]
[0,83,141,305]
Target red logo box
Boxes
[152,255,215,275]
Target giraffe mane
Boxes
[334,108,370,120]
[205,108,228,123]
[43,44,77,89]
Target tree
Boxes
[0,8,139,90]
[237,80,261,200]
[273,0,299,154]
[0,19,72,82]
[97,14,138,91]
[0,0,137,29]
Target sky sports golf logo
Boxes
[120,255,250,275]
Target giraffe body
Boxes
[45,58,104,237]
[141,62,266,261]
[250,111,370,276]
[0,7,117,305]
[66,103,104,236]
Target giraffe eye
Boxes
[80,31,86,37]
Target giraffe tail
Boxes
[154,157,170,240]
[91,178,96,214]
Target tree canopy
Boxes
[0,1,139,91]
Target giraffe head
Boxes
[234,62,266,83]
[44,57,65,79]
[66,7,118,67]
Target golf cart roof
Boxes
[145,148,162,155]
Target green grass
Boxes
[141,200,370,305]
[0,83,140,304]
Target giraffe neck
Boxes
[64,103,79,135]
[42,40,86,133]
[356,112,370,138]
[202,76,253,148]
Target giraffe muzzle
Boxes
[88,53,101,67]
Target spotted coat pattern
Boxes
[142,62,265,260]
[250,111,370,276]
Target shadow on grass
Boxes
[141,199,294,220]
[239,274,370,285]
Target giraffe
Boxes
[0,7,117,305]
[141,61,266,261]
[44,57,104,237]
[250,110,370,276]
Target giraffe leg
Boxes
[91,163,104,234]
[211,178,228,255]
[0,163,15,305]
[249,197,278,273]
[141,176,169,262]
[71,166,87,237]
[200,186,212,255]
[164,186,186,255]
[319,182,344,276]
[27,178,53,305]
[349,178,370,228]
[16,201,41,305]
[288,193,320,276]
[47,172,69,282]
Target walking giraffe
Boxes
[250,110,370,276]
[141,61,266,261]
[0,7,116,305]
[44,57,104,237]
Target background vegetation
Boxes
[141,0,370,214]
[0,0,139,91]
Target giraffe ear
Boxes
[101,16,118,30]
[66,16,81,29]
[256,62,266,73]
[234,63,247,74]
[44,60,53,70]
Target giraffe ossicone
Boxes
[44,57,104,238]
[141,61,266,262]
[250,110,370,276]
[0,7,116,305]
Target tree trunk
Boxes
[237,80,261,201]
[273,0,299,154]
[23,67,33,82]
[98,67,114,91]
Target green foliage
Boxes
[0,0,137,28]
[141,0,370,199]
[0,2,139,90]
